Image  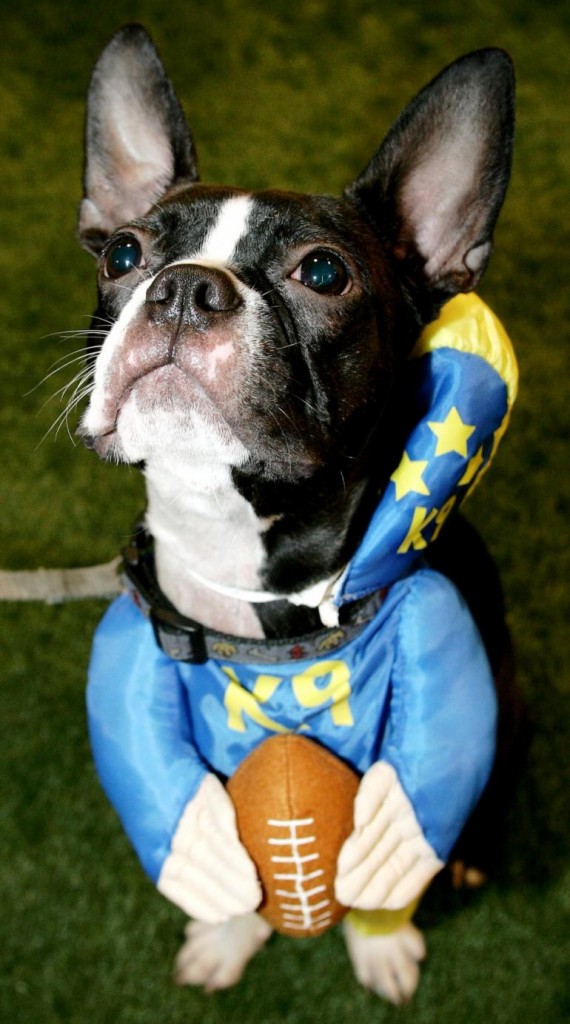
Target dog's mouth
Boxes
[78,362,189,455]
[78,356,249,463]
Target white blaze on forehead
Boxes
[196,194,253,265]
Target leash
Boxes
[0,558,122,603]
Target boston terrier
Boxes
[76,25,516,1004]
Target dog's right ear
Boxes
[78,24,197,255]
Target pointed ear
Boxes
[345,49,515,313]
[78,24,198,255]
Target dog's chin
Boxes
[79,384,253,470]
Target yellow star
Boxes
[459,446,486,486]
[427,406,476,457]
[391,451,431,501]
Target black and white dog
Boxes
[77,26,516,1003]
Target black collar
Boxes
[122,524,385,665]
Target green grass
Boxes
[1,1,569,1021]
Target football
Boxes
[226,734,360,937]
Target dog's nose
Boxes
[145,264,243,330]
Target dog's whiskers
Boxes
[31,351,96,387]
[28,345,100,398]
[52,367,93,403]
[33,337,100,445]
[36,378,95,449]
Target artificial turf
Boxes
[1,1,569,1021]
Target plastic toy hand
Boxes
[335,762,443,911]
[157,774,262,923]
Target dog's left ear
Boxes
[345,49,515,314]
[78,24,198,255]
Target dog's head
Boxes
[77,25,514,505]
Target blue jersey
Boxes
[87,294,517,887]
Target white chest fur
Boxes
[145,449,268,637]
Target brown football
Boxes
[226,734,359,937]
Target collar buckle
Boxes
[122,523,208,664]
[150,606,208,664]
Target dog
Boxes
[77,25,517,1003]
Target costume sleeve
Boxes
[87,593,208,883]
[380,568,497,861]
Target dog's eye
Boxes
[292,251,350,295]
[104,237,144,279]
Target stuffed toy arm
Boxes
[336,569,497,911]
[335,761,443,910]
[157,774,261,921]
[87,594,260,921]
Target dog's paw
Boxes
[343,918,426,1004]
[174,914,272,991]
[157,774,262,923]
[450,859,488,889]
[335,761,443,910]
